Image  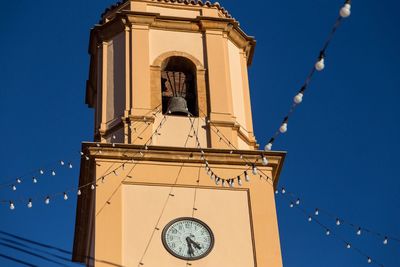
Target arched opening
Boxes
[161,56,198,117]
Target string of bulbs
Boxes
[278,187,386,266]
[0,105,162,193]
[3,107,168,210]
[264,0,352,151]
[277,187,400,246]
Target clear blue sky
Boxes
[0,1,399,266]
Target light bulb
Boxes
[244,171,250,182]
[326,229,331,236]
[80,152,84,156]
[113,170,118,176]
[308,216,312,222]
[215,178,220,185]
[340,3,351,18]
[294,92,304,104]
[383,237,388,245]
[229,180,234,188]
[112,135,116,140]
[367,258,372,264]
[357,228,362,236]
[207,169,212,176]
[40,169,44,175]
[275,190,279,195]
[12,185,17,191]
[262,156,269,166]
[85,155,90,160]
[27,199,33,208]
[296,199,300,205]
[96,143,101,147]
[60,160,65,166]
[336,219,341,226]
[279,122,288,134]
[289,202,294,208]
[238,177,242,186]
[252,164,258,175]
[10,202,15,210]
[315,209,319,216]
[221,180,226,187]
[45,197,50,205]
[91,184,95,190]
[16,178,22,184]
[264,142,273,151]
[346,243,351,249]
[68,163,73,169]
[63,193,68,200]
[33,177,38,184]
[52,171,56,176]
[77,189,82,196]
[315,57,325,71]
[281,188,286,194]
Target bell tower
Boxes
[73,1,286,267]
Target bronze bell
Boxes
[167,96,190,115]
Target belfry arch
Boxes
[150,51,208,116]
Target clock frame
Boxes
[161,217,215,261]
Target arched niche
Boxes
[150,51,207,117]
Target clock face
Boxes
[162,217,214,261]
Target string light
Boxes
[252,164,258,175]
[32,177,38,184]
[215,177,220,185]
[16,178,22,184]
[294,91,304,104]
[51,171,56,176]
[63,193,68,201]
[221,180,226,187]
[27,199,33,208]
[45,196,50,205]
[340,0,352,18]
[336,218,341,226]
[9,201,15,210]
[367,257,372,264]
[91,184,95,190]
[244,171,250,182]
[262,155,269,166]
[77,189,82,196]
[238,176,243,186]
[12,185,17,191]
[346,243,351,249]
[290,202,294,208]
[40,169,44,175]
[264,138,274,151]
[262,1,350,150]
[308,216,312,222]
[357,227,362,236]
[315,52,325,71]
[279,117,288,134]
[68,163,73,169]
[326,229,331,236]
[295,199,300,205]
[281,188,286,194]
[60,160,65,166]
[315,209,319,216]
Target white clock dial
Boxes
[162,217,214,261]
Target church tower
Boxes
[73,1,286,266]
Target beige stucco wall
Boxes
[149,29,204,67]
[122,184,255,266]
[152,116,207,148]
[91,149,283,267]
[147,5,201,18]
[104,33,126,128]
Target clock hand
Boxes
[186,237,195,257]
[187,237,202,250]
